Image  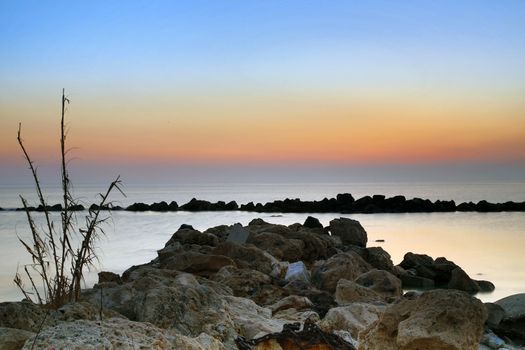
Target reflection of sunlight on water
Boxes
[1,210,524,303]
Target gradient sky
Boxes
[1,1,524,184]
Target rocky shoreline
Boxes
[1,217,524,349]
[3,192,525,213]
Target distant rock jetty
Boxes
[5,193,525,213]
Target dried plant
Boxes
[15,89,124,308]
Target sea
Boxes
[1,181,524,303]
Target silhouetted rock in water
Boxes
[150,201,169,211]
[303,216,323,229]
[168,201,178,210]
[477,280,496,292]
[329,218,368,247]
[125,202,150,211]
[178,223,194,230]
[398,252,486,293]
[179,198,212,211]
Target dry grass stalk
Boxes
[15,89,124,308]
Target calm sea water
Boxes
[1,182,524,303]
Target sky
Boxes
[1,0,525,184]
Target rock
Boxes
[303,216,323,229]
[0,301,50,332]
[329,218,368,247]
[22,317,225,350]
[98,271,121,284]
[358,289,487,350]
[284,261,310,284]
[0,327,35,350]
[158,250,236,276]
[365,247,395,272]
[211,266,271,298]
[320,303,386,339]
[226,223,250,243]
[212,241,276,274]
[399,274,435,289]
[495,293,525,341]
[354,269,402,300]
[476,280,496,292]
[268,296,313,314]
[287,230,336,262]
[247,232,304,262]
[335,279,384,305]
[399,252,436,280]
[448,267,480,293]
[165,228,219,247]
[179,223,194,230]
[484,302,505,328]
[311,252,372,292]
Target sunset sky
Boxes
[1,1,524,184]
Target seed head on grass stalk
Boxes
[15,89,124,308]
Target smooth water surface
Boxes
[1,209,524,303]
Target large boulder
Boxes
[247,232,304,262]
[158,249,236,276]
[320,303,386,339]
[335,279,384,305]
[165,228,219,247]
[212,241,276,274]
[21,317,225,350]
[354,269,402,300]
[358,289,487,350]
[365,247,395,272]
[0,301,50,332]
[211,266,271,299]
[287,230,337,262]
[495,293,525,341]
[329,218,368,247]
[447,267,480,293]
[311,252,372,292]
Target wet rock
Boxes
[448,267,480,293]
[311,252,372,292]
[476,280,496,292]
[179,223,194,230]
[329,218,368,247]
[354,269,402,300]
[399,252,436,280]
[303,216,323,229]
[358,289,487,350]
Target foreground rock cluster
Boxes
[6,192,525,213]
[1,217,523,349]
